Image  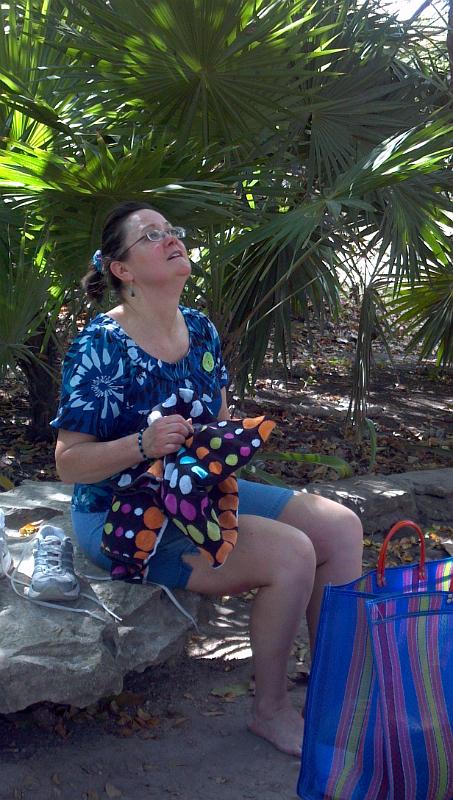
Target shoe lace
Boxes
[9,535,121,623]
[33,536,74,575]
[7,534,198,629]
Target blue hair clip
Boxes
[92,249,103,273]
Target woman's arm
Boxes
[217,387,231,422]
[55,415,193,484]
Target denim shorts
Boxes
[72,479,294,590]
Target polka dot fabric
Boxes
[101,389,275,582]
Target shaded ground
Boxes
[0,304,452,799]
[0,599,308,800]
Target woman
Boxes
[52,201,363,757]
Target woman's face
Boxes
[119,208,191,289]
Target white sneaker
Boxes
[0,509,13,578]
[28,525,80,601]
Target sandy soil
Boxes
[0,596,309,800]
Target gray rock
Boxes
[304,468,453,534]
[1,469,452,712]
[0,481,203,713]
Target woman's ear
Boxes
[109,259,133,284]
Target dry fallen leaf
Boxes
[105,782,122,798]
[201,710,225,717]
[210,682,249,700]
[18,521,41,537]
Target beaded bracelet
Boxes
[137,428,148,460]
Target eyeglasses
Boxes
[119,227,186,259]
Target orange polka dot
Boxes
[143,507,165,530]
[222,530,237,544]
[243,416,265,429]
[218,510,237,529]
[218,476,237,494]
[258,420,276,441]
[149,461,163,478]
[196,447,210,459]
[208,461,223,475]
[219,494,239,511]
[185,436,194,448]
[216,541,233,564]
[134,550,151,560]
[200,549,215,565]
[135,529,157,552]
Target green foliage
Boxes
[240,449,353,487]
[0,0,451,442]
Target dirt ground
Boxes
[0,596,308,800]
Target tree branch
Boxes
[405,0,434,24]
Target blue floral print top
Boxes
[51,307,229,513]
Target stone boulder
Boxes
[0,481,203,713]
[304,468,453,534]
[0,469,452,713]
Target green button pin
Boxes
[202,351,215,372]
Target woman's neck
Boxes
[119,285,182,337]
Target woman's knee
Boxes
[335,505,363,551]
[275,528,316,585]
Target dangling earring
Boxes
[129,283,135,298]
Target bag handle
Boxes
[377,520,426,588]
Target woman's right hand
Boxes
[142,415,194,458]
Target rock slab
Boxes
[0,469,452,713]
[0,481,203,713]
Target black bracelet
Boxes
[137,428,148,460]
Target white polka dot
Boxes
[164,463,174,481]
[218,421,227,427]
[169,469,179,488]
[134,507,143,516]
[118,473,132,487]
[179,388,194,402]
[125,530,135,538]
[148,409,162,424]
[162,392,177,408]
[251,438,261,447]
[179,475,193,495]
[235,428,243,435]
[190,400,203,418]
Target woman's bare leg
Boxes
[278,493,363,651]
[183,516,316,756]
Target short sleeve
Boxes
[51,323,126,440]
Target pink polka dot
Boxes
[121,503,132,514]
[165,493,178,515]
[224,433,234,439]
[240,446,251,457]
[180,500,197,521]
[114,526,124,537]
[201,496,209,513]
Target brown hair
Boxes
[81,201,156,303]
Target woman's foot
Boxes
[248,702,304,757]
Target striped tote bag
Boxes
[298,520,453,800]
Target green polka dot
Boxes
[103,523,113,535]
[210,437,222,449]
[225,454,238,466]
[207,521,221,541]
[173,519,188,536]
[202,351,215,372]
[187,524,205,544]
[112,501,121,512]
[211,509,220,524]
